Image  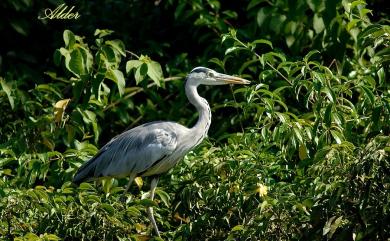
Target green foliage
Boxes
[167,135,389,240]
[0,182,150,240]
[126,55,164,86]
[1,0,389,240]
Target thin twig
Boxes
[328,59,341,74]
[230,85,245,133]
[104,76,182,111]
[328,59,336,69]
[125,50,140,59]
[234,38,292,85]
[253,51,292,85]
[126,115,143,130]
[265,62,292,85]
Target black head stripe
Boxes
[190,67,209,73]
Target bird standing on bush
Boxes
[72,67,250,236]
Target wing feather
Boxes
[73,123,177,184]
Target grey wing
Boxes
[73,126,177,184]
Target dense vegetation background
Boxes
[0,0,389,240]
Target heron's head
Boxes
[187,67,250,86]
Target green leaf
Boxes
[360,85,375,105]
[86,194,100,203]
[377,67,385,85]
[286,35,295,47]
[92,108,108,127]
[64,48,85,77]
[135,63,148,84]
[323,87,336,103]
[106,40,126,56]
[350,0,366,11]
[35,84,62,98]
[313,14,325,33]
[94,29,114,38]
[357,24,382,42]
[63,30,76,48]
[304,50,320,62]
[102,178,113,193]
[293,127,304,144]
[156,189,170,207]
[256,8,267,27]
[263,51,286,62]
[225,46,245,55]
[126,60,143,73]
[79,182,95,191]
[0,77,14,109]
[174,2,186,19]
[59,47,69,58]
[223,10,237,18]
[299,143,308,160]
[147,61,163,86]
[275,112,288,123]
[307,0,325,12]
[238,59,258,74]
[324,104,333,127]
[100,203,115,216]
[221,33,231,43]
[100,45,117,65]
[252,39,273,48]
[359,8,372,17]
[260,200,268,212]
[10,19,28,36]
[72,80,84,103]
[323,216,343,238]
[92,73,105,100]
[209,58,225,69]
[106,69,125,96]
[23,233,40,240]
[247,0,265,10]
[139,198,157,207]
[330,130,343,144]
[231,224,245,231]
[347,19,359,31]
[375,47,390,59]
[43,234,61,241]
[79,46,93,74]
[127,206,141,216]
[270,14,287,34]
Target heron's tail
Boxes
[72,153,101,185]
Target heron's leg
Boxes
[120,173,136,202]
[124,173,137,195]
[147,176,160,237]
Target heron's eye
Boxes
[207,72,215,78]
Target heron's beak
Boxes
[215,73,251,85]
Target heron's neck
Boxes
[185,83,211,138]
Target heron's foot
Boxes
[147,207,161,237]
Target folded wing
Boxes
[73,125,177,184]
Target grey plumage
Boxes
[73,121,181,184]
[72,67,250,237]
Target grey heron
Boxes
[72,67,250,236]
